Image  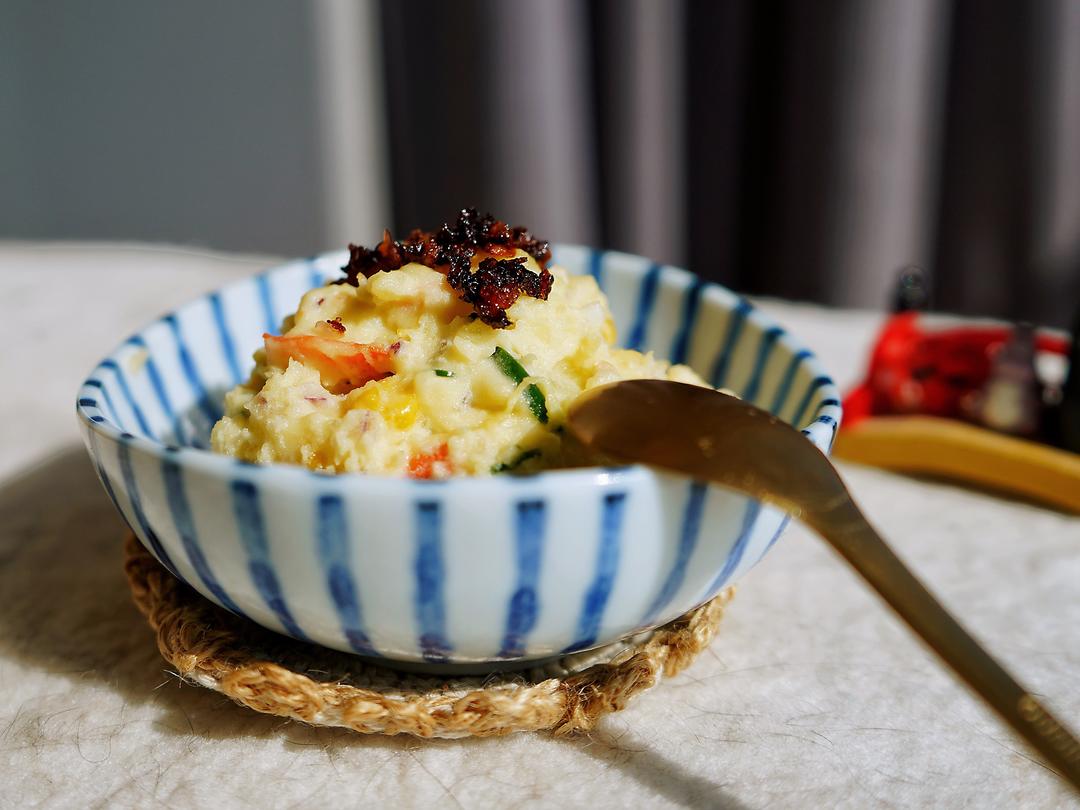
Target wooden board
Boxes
[834,416,1080,513]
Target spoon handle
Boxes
[810,496,1080,788]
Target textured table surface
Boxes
[1,242,1077,809]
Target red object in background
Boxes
[843,312,1070,428]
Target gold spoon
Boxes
[567,379,1080,791]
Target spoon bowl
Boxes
[568,379,1080,791]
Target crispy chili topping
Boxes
[338,208,553,328]
[325,317,345,334]
[450,256,553,327]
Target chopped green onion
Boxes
[434,369,454,377]
[490,347,548,423]
[491,449,542,474]
[491,346,529,383]
[523,383,548,423]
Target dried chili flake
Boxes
[336,208,553,328]
[407,442,450,479]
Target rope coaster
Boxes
[124,534,733,738]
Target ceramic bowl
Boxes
[76,246,841,669]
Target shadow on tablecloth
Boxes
[0,446,289,735]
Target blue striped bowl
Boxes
[76,246,841,669]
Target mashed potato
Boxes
[211,212,707,477]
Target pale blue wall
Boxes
[0,1,325,255]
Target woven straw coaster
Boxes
[124,534,733,739]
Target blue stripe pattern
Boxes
[792,375,833,426]
[565,492,628,652]
[84,379,119,423]
[770,349,813,415]
[127,336,182,443]
[642,482,706,625]
[414,502,452,661]
[805,414,840,448]
[625,263,662,351]
[162,459,241,614]
[812,399,842,446]
[117,440,180,577]
[704,499,762,597]
[742,326,784,405]
[710,298,753,388]
[100,359,153,437]
[231,481,310,640]
[256,274,277,335]
[669,277,705,365]
[316,495,377,655]
[87,429,129,524]
[499,500,547,658]
[589,250,605,289]
[165,314,220,425]
[210,292,244,384]
[765,515,792,552]
[816,414,838,435]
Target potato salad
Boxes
[211,209,705,477]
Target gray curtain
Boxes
[382,0,1080,327]
[3,1,1076,327]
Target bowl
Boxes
[76,246,841,669]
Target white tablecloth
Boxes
[1,242,1077,808]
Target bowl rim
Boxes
[76,244,843,487]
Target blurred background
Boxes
[2,0,1077,326]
